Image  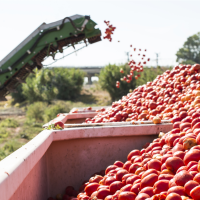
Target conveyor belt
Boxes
[0,15,101,100]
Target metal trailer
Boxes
[0,112,172,200]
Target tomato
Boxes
[165,157,184,173]
[184,180,199,196]
[85,183,99,196]
[166,193,182,200]
[96,188,110,200]
[110,181,123,194]
[174,170,193,186]
[153,180,169,194]
[191,185,200,200]
[118,192,136,200]
[54,121,64,129]
[140,174,158,189]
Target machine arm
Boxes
[0,15,101,100]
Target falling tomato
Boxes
[118,46,149,89]
[127,75,132,80]
[104,20,110,25]
[104,21,116,42]
[148,58,150,61]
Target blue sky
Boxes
[0,0,200,67]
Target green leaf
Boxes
[176,32,200,64]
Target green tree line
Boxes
[11,65,172,104]
[176,32,200,65]
[98,64,171,101]
[12,67,85,104]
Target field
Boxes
[0,83,111,161]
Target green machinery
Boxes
[0,15,101,100]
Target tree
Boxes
[11,68,85,104]
[11,84,26,104]
[22,69,58,104]
[99,64,136,101]
[176,32,200,64]
[53,68,85,101]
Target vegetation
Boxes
[176,32,200,64]
[99,64,171,101]
[26,101,71,123]
[0,128,10,139]
[54,68,85,101]
[11,83,26,103]
[0,118,19,128]
[99,64,136,101]
[11,68,85,104]
[26,102,47,122]
[0,140,20,161]
[0,120,22,160]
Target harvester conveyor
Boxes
[0,15,101,100]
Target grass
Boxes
[0,96,12,109]
[18,125,43,140]
[0,117,43,160]
[0,118,19,128]
[0,139,23,160]
[0,83,111,161]
[0,128,10,138]
[0,117,26,160]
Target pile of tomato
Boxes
[49,63,200,200]
[86,64,200,123]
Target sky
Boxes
[0,0,200,68]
